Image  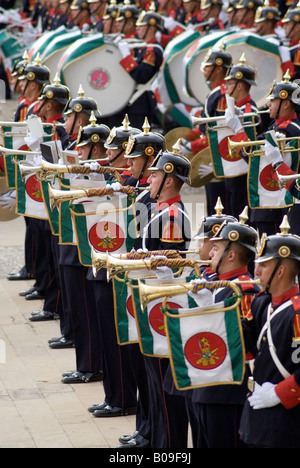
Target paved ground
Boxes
[0,98,204,449]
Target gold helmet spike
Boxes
[53,73,61,86]
[239,52,247,65]
[283,69,291,82]
[172,138,181,154]
[214,197,224,216]
[142,117,151,135]
[77,83,85,98]
[279,215,290,235]
[122,114,130,130]
[89,111,97,126]
[239,206,249,224]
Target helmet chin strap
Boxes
[265,258,281,294]
[137,156,149,181]
[154,172,168,200]
[70,112,78,136]
[216,241,232,275]
[109,148,124,164]
[275,99,283,120]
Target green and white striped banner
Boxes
[165,296,245,390]
[71,191,137,267]
[1,125,27,189]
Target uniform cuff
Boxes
[119,55,137,73]
[275,375,300,409]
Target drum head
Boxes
[58,36,136,117]
[190,147,214,187]
[215,31,282,108]
[162,29,202,107]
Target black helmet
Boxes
[235,0,263,10]
[213,207,258,253]
[256,216,300,264]
[201,47,232,71]
[225,53,256,86]
[200,0,222,9]
[103,0,119,19]
[194,198,237,239]
[104,114,141,150]
[77,112,110,147]
[116,2,139,21]
[38,74,70,106]
[125,118,165,158]
[282,5,300,24]
[136,9,164,31]
[254,5,280,23]
[70,0,90,10]
[64,84,101,119]
[149,150,191,184]
[18,54,50,85]
[11,51,30,77]
[266,71,300,105]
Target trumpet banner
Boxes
[71,192,137,267]
[1,125,27,189]
[16,155,48,220]
[165,296,245,390]
[41,179,60,235]
[132,277,196,358]
[207,116,256,178]
[248,140,299,209]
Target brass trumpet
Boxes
[100,252,209,281]
[138,279,260,311]
[0,145,41,156]
[39,159,126,182]
[276,172,300,189]
[191,112,262,129]
[227,137,300,158]
[18,162,43,179]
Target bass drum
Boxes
[0,177,17,222]
[214,31,282,108]
[40,29,83,77]
[28,25,73,61]
[57,33,136,117]
[183,30,232,105]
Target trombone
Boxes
[91,249,210,278]
[138,279,260,311]
[227,137,300,158]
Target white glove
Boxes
[274,26,286,40]
[278,45,291,63]
[164,16,177,31]
[225,108,243,133]
[198,163,213,177]
[24,134,43,151]
[0,190,16,211]
[264,140,283,167]
[89,161,100,171]
[154,266,174,280]
[248,382,280,410]
[108,181,122,192]
[188,278,213,308]
[118,41,131,59]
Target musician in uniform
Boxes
[253,2,281,38]
[29,75,71,323]
[12,58,52,305]
[239,216,300,448]
[115,1,139,38]
[180,46,232,216]
[138,149,191,449]
[279,4,300,82]
[51,94,103,387]
[67,0,92,29]
[106,6,164,129]
[87,0,108,31]
[189,211,260,447]
[234,0,263,29]
[224,54,260,219]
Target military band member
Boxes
[67,0,92,29]
[141,149,192,449]
[115,1,139,38]
[279,4,300,82]
[234,0,263,29]
[239,216,300,448]
[87,0,108,31]
[224,54,260,219]
[190,210,260,448]
[76,112,110,162]
[253,2,281,38]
